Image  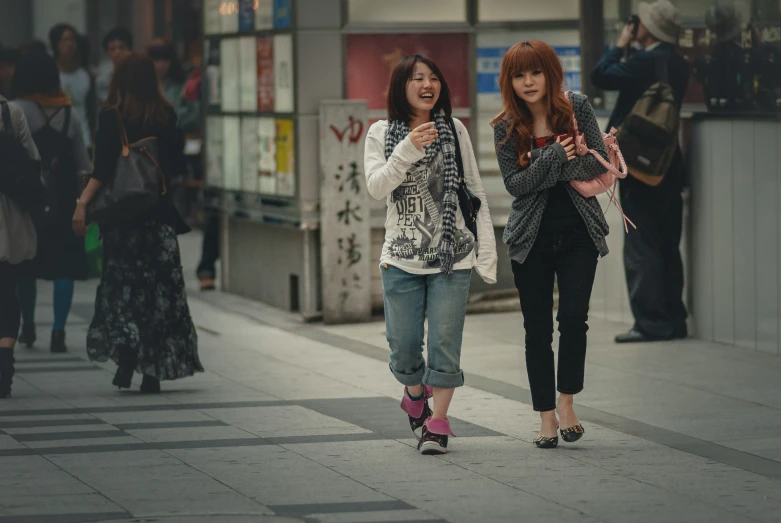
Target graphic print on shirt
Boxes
[388,153,475,269]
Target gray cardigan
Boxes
[493,92,610,264]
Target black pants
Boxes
[0,263,20,339]
[619,174,687,339]
[196,212,220,278]
[512,226,599,412]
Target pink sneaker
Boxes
[418,417,454,455]
[400,386,433,440]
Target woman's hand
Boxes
[618,23,635,48]
[557,136,576,161]
[72,201,88,237]
[409,122,438,152]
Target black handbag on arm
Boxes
[449,118,481,241]
[87,108,166,225]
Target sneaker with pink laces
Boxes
[400,386,433,440]
[418,417,454,455]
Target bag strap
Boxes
[448,118,466,188]
[112,107,130,154]
[654,51,670,85]
[62,106,71,135]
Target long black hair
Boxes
[11,50,60,98]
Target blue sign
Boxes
[477,46,581,94]
[274,0,292,28]
[239,0,255,31]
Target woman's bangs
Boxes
[505,44,543,77]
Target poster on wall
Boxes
[273,34,294,113]
[205,117,224,188]
[204,0,221,35]
[273,0,292,29]
[238,0,255,32]
[258,117,276,194]
[256,0,273,30]
[222,117,242,190]
[275,119,295,196]
[239,36,258,111]
[257,36,274,111]
[346,34,470,111]
[241,117,259,192]
[206,40,221,109]
[221,0,239,34]
[220,38,240,111]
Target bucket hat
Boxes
[638,0,682,44]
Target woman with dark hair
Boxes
[72,52,202,393]
[49,24,95,155]
[12,51,92,352]
[146,40,197,132]
[493,41,611,448]
[364,55,497,455]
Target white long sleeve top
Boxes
[364,118,497,284]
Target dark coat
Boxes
[591,43,690,188]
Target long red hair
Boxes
[491,41,575,167]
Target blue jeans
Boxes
[381,264,472,389]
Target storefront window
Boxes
[348,0,467,23]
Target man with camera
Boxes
[591,0,690,344]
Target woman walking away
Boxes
[13,51,92,352]
[364,55,497,454]
[0,94,41,398]
[72,52,203,393]
[493,41,611,448]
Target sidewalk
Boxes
[1,232,780,522]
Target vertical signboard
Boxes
[273,34,294,113]
[220,0,239,33]
[258,117,276,194]
[205,117,224,188]
[204,0,221,34]
[238,0,255,31]
[241,117,259,192]
[257,36,274,111]
[273,0,292,28]
[206,40,221,109]
[223,117,242,190]
[319,101,371,324]
[220,39,240,111]
[239,36,258,111]
[275,119,295,196]
[256,0,274,29]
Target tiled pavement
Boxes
[2,234,781,522]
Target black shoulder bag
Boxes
[448,118,481,241]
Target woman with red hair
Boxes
[493,41,610,448]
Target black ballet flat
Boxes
[140,375,161,394]
[560,424,585,443]
[533,434,559,449]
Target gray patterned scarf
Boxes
[384,111,459,276]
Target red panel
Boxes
[257,36,274,112]
[347,34,471,112]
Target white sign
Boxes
[239,36,258,112]
[273,34,294,113]
[319,101,371,324]
[222,117,242,190]
[204,0,221,34]
[241,117,258,192]
[220,0,239,33]
[205,116,224,188]
[258,117,276,194]
[256,0,273,29]
[220,39,240,111]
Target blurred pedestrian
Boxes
[493,41,610,448]
[0,47,18,98]
[96,27,132,105]
[49,24,96,157]
[73,52,202,393]
[0,94,41,398]
[364,55,497,454]
[12,51,92,352]
[591,0,689,343]
[146,40,198,132]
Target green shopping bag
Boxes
[85,223,103,279]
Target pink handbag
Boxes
[566,93,636,232]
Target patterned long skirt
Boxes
[87,221,203,380]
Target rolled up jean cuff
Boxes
[422,367,465,389]
[389,362,426,387]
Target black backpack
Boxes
[32,105,78,226]
[0,101,46,213]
